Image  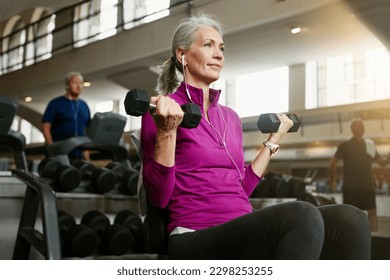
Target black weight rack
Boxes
[12,169,61,260]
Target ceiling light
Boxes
[290,27,302,34]
[83,81,91,87]
[24,96,32,102]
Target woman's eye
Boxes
[204,43,212,48]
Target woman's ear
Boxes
[176,48,185,65]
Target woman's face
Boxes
[184,26,225,87]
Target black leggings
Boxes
[168,201,371,260]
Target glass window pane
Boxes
[235,67,289,118]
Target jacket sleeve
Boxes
[242,163,263,197]
[140,112,176,208]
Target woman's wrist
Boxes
[267,133,282,144]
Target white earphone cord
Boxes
[182,56,243,182]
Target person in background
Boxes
[330,118,390,232]
[141,13,371,259]
[42,71,91,160]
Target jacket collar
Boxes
[176,82,221,108]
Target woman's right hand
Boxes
[150,95,184,132]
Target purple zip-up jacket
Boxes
[141,82,261,233]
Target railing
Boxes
[0,0,192,75]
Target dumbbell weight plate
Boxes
[114,209,146,253]
[58,210,98,258]
[114,210,143,234]
[106,162,127,173]
[90,168,116,194]
[65,224,99,258]
[100,224,134,256]
[105,162,126,190]
[38,158,63,178]
[124,88,202,128]
[124,88,150,117]
[119,169,139,195]
[265,172,288,198]
[81,210,111,237]
[81,210,134,256]
[287,177,306,199]
[54,165,82,192]
[250,177,270,198]
[180,103,202,129]
[105,162,139,195]
[73,160,95,181]
[287,114,301,132]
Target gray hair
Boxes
[65,71,83,86]
[350,117,364,129]
[156,13,223,95]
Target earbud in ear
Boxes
[181,54,186,66]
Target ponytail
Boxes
[155,57,181,95]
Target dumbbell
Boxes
[264,172,288,198]
[73,160,117,194]
[257,113,301,133]
[124,88,202,128]
[114,209,147,253]
[250,177,270,198]
[286,177,307,200]
[105,162,139,195]
[58,210,99,258]
[81,210,134,256]
[38,157,82,192]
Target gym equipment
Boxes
[0,96,28,169]
[286,177,307,200]
[250,177,270,198]
[3,97,61,260]
[124,88,202,129]
[303,192,335,207]
[73,160,116,194]
[129,128,168,257]
[371,232,390,260]
[13,169,61,260]
[257,113,301,133]
[114,210,146,253]
[44,112,130,167]
[265,172,289,198]
[58,210,98,258]
[38,157,82,192]
[105,162,139,195]
[81,210,134,256]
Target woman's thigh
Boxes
[168,201,324,260]
[318,203,371,259]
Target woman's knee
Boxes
[319,204,370,233]
[282,201,324,228]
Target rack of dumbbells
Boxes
[39,111,147,259]
[36,156,146,259]
[7,105,148,259]
[0,96,61,259]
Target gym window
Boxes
[234,66,289,118]
[123,0,170,30]
[73,0,118,48]
[2,18,26,72]
[306,47,390,108]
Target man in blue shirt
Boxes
[42,71,91,159]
